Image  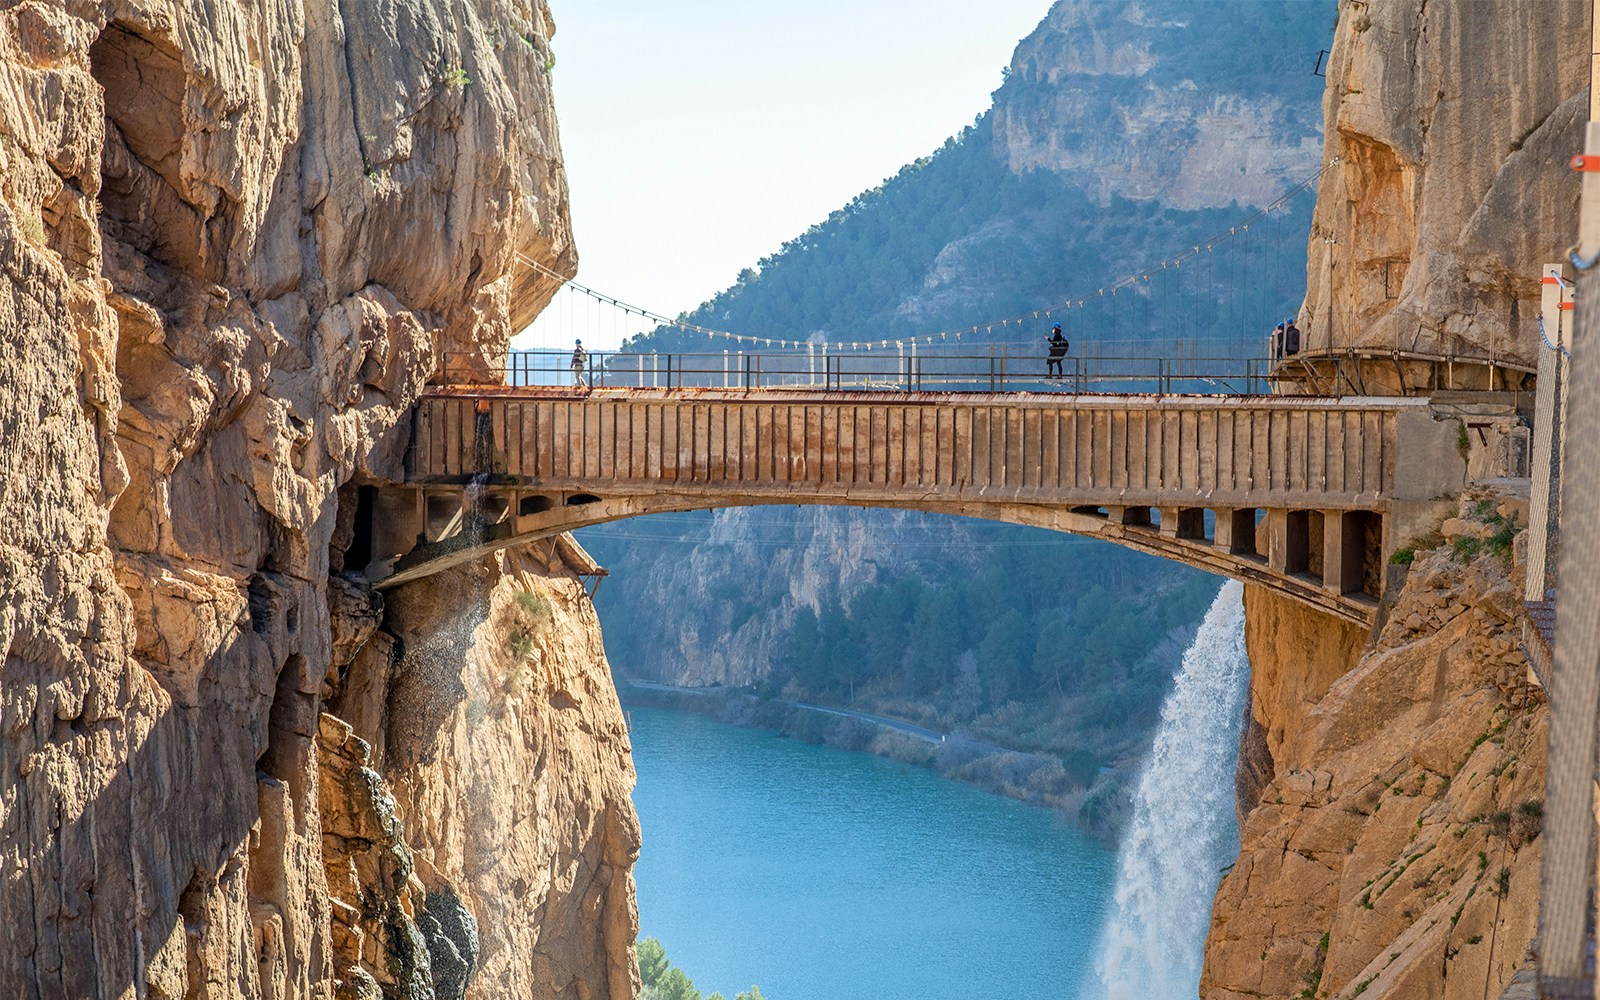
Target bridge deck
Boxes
[410,386,1423,512]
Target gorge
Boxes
[0,2,1590,1000]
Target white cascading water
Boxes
[1091,580,1249,1000]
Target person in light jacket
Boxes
[571,339,588,387]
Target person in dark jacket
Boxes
[1045,324,1069,379]
[1283,320,1302,357]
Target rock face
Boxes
[0,2,629,998]
[1205,495,1546,1000]
[1300,0,1590,368]
[1207,5,1576,993]
[993,0,1330,210]
[330,547,640,1000]
[1233,586,1368,820]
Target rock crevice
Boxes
[0,2,625,997]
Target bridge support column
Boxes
[424,490,466,542]
[1323,510,1383,599]
[1214,509,1237,551]
[363,487,424,579]
[1323,511,1351,595]
[1269,509,1329,583]
[1215,508,1263,560]
[1109,505,1154,528]
[1159,506,1207,541]
[1279,509,1326,583]
[1267,509,1291,574]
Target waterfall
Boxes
[1091,580,1249,1000]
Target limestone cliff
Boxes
[327,547,640,1000]
[1301,0,1590,367]
[1206,494,1545,1000]
[0,2,631,998]
[1204,5,1581,994]
[993,0,1328,211]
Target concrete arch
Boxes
[372,487,1379,626]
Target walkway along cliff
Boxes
[0,3,638,998]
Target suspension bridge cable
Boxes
[516,160,1333,351]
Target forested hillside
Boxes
[581,0,1336,834]
[623,0,1333,353]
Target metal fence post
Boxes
[1527,263,1567,602]
[1538,86,1600,994]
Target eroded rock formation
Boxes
[1301,0,1589,367]
[1207,494,1545,1000]
[0,2,631,997]
[325,546,640,1000]
[992,0,1328,210]
[1204,4,1580,994]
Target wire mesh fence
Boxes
[449,339,1277,396]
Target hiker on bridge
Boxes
[1045,324,1069,379]
[571,339,588,387]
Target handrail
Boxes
[1267,346,1536,396]
[440,344,1533,398]
[439,348,1278,396]
[1268,346,1536,375]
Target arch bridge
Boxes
[352,385,1523,627]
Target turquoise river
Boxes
[626,704,1120,1000]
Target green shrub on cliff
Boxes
[638,937,766,1000]
[503,587,553,660]
[653,968,700,1000]
[639,938,669,987]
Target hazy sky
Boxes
[522,0,1053,349]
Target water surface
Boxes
[628,705,1117,1000]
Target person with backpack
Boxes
[1045,323,1069,379]
[571,339,588,387]
[1283,319,1302,357]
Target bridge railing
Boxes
[443,348,1277,395]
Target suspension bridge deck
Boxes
[356,385,1520,626]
